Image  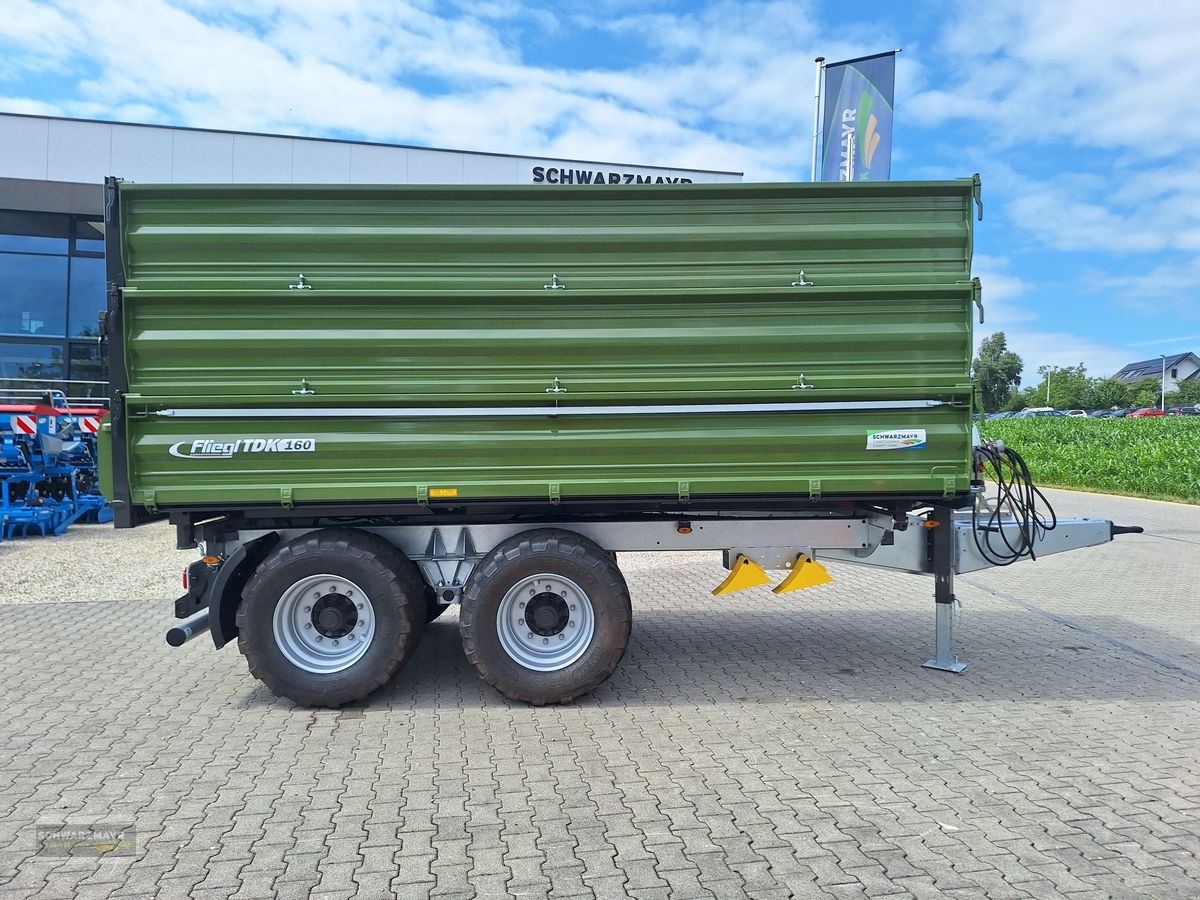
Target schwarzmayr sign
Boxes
[531,166,693,185]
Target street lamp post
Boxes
[1160,355,1167,411]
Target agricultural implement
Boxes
[1,391,113,540]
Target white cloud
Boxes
[1001,329,1136,381]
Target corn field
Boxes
[981,417,1200,504]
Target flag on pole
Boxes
[819,51,897,182]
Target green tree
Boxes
[972,332,1023,412]
[1166,379,1200,407]
[1089,377,1132,410]
[1039,363,1089,409]
[1129,377,1164,409]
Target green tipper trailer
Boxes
[100,176,1135,707]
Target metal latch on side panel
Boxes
[548,483,561,505]
[281,487,294,509]
[958,279,983,324]
[678,481,690,503]
[809,479,821,501]
[417,485,429,507]
[972,173,983,221]
[142,490,157,513]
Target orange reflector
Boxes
[921,520,941,529]
[201,555,221,565]
[677,524,693,534]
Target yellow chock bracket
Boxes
[772,555,833,594]
[712,555,772,595]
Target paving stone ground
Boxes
[1,488,1198,899]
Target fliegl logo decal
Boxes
[865,429,927,451]
[169,438,317,459]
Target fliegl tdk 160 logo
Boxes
[169,438,317,459]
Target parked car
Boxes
[1167,406,1200,416]
[1013,407,1064,418]
[986,411,1014,419]
[1088,409,1111,418]
[1127,407,1166,418]
[1065,409,1088,417]
[1109,408,1132,417]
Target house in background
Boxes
[1112,352,1200,392]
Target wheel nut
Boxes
[314,592,321,599]
[519,602,525,608]
[543,638,549,645]
[570,605,576,611]
[559,634,565,640]
[561,591,566,597]
[527,633,533,639]
[357,603,363,610]
[316,636,323,642]
[304,623,312,630]
[348,634,355,640]
[570,621,575,627]
[519,619,524,626]
[333,640,339,646]
[304,606,311,613]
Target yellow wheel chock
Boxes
[771,554,833,594]
[711,555,772,595]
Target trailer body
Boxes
[102,179,982,525]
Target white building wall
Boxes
[0,113,741,191]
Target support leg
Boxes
[922,505,967,673]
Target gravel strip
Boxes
[0,521,188,605]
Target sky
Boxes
[3,0,1198,381]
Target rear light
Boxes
[182,568,188,590]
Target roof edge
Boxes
[0,111,744,177]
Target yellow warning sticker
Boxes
[429,488,459,498]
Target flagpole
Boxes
[811,57,825,182]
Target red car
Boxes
[1127,407,1166,417]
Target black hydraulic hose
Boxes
[971,442,1057,566]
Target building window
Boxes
[0,253,69,336]
[1171,368,1178,379]
[68,256,107,337]
[1,209,109,388]
[73,219,105,254]
[0,341,64,381]
[0,210,70,254]
[68,341,107,392]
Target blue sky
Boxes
[3,0,1198,379]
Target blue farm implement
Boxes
[1,398,113,540]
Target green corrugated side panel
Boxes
[114,180,979,508]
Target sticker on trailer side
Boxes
[866,429,927,450]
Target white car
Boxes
[1065,409,1088,417]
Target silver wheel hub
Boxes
[272,574,375,674]
[497,574,595,672]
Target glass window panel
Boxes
[0,210,70,253]
[68,256,107,337]
[74,219,105,253]
[0,341,65,381]
[69,341,108,387]
[0,253,68,336]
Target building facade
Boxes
[0,113,741,397]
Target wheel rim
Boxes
[496,573,595,672]
[272,574,375,674]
